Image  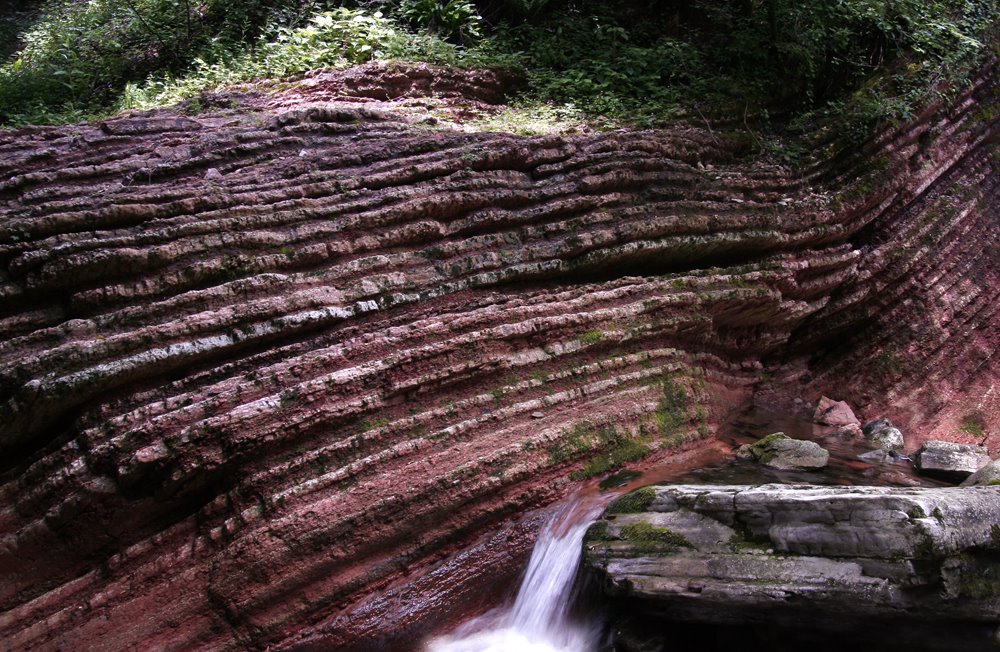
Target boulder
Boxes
[861,417,905,452]
[914,440,991,481]
[586,484,1000,651]
[961,459,1000,486]
[813,396,860,428]
[735,432,829,470]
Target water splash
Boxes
[427,500,603,652]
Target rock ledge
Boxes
[586,484,1000,650]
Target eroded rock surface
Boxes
[586,484,1000,651]
[863,417,906,452]
[0,58,998,650]
[735,432,829,469]
[813,396,860,428]
[962,459,1000,486]
[916,440,992,480]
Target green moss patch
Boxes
[584,521,610,542]
[607,486,656,514]
[620,521,694,552]
[568,424,651,481]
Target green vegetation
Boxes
[619,521,694,552]
[546,419,596,463]
[653,372,688,437]
[607,485,656,514]
[956,554,1000,598]
[742,431,788,465]
[959,412,987,439]
[571,435,650,480]
[359,416,390,431]
[584,520,610,542]
[400,0,482,43]
[0,0,995,144]
[547,420,651,479]
[0,1,503,125]
[578,329,604,345]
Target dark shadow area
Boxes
[605,616,1000,652]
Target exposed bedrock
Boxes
[0,60,997,649]
[585,484,1000,651]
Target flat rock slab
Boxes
[915,440,991,480]
[586,484,1000,643]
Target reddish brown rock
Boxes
[813,396,861,428]
[0,58,997,650]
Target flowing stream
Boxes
[427,500,604,652]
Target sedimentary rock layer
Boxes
[0,60,997,649]
[585,484,1000,651]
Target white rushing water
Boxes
[427,501,603,652]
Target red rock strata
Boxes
[0,61,997,650]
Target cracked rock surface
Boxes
[586,484,1000,650]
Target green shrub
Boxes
[0,0,310,124]
[119,8,485,113]
[400,0,482,43]
[1,0,996,134]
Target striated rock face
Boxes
[585,484,1000,651]
[0,58,997,650]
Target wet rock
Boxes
[858,449,893,464]
[914,440,991,481]
[813,396,860,428]
[862,417,905,452]
[736,432,829,470]
[586,484,1000,651]
[960,459,1000,486]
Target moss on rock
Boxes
[619,521,694,552]
[607,486,656,514]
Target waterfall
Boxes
[427,500,603,652]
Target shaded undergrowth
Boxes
[0,1,996,156]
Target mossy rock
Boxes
[619,521,694,552]
[584,521,611,542]
[736,432,829,470]
[607,486,656,514]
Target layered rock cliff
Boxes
[0,59,997,650]
[585,484,1000,652]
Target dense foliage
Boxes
[0,0,996,139]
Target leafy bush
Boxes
[0,0,996,133]
[43,6,495,119]
[400,0,482,43]
[0,0,310,124]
